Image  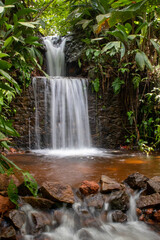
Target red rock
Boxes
[146,219,155,225]
[139,214,145,221]
[136,208,142,216]
[0,174,20,191]
[0,196,15,214]
[154,210,160,222]
[145,208,154,215]
[79,180,99,196]
[40,182,75,204]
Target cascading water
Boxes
[19,194,160,240]
[32,36,91,150]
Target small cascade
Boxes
[18,193,159,240]
[32,36,91,150]
[43,36,66,76]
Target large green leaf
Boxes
[4,36,13,48]
[0,60,12,70]
[150,39,160,54]
[135,52,145,71]
[0,52,9,58]
[109,0,147,28]
[101,41,121,54]
[141,52,153,71]
[0,82,14,91]
[18,21,35,28]
[16,8,37,18]
[0,70,20,93]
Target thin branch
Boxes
[34,0,56,21]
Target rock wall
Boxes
[88,84,126,149]
[11,81,126,150]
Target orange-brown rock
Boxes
[0,196,15,214]
[154,210,160,222]
[40,182,75,204]
[136,208,142,216]
[145,208,154,215]
[139,214,145,221]
[79,180,99,196]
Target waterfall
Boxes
[43,36,66,76]
[33,36,91,150]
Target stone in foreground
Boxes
[79,180,99,196]
[137,193,160,208]
[40,182,75,204]
[22,196,56,209]
[100,175,121,193]
[124,172,149,190]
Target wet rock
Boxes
[77,228,94,240]
[100,175,121,193]
[110,190,129,211]
[145,208,154,215]
[0,174,19,191]
[137,193,160,208]
[85,193,105,209]
[54,210,63,225]
[40,182,75,204]
[154,210,160,222]
[147,178,160,194]
[0,225,16,239]
[79,180,99,196]
[0,196,15,214]
[9,209,26,229]
[112,210,127,223]
[31,212,51,230]
[136,208,142,216]
[124,172,149,190]
[18,182,33,196]
[21,196,56,209]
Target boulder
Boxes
[124,172,149,190]
[154,210,160,222]
[40,182,74,204]
[85,193,105,209]
[0,225,16,240]
[112,210,127,223]
[147,178,160,194]
[9,209,26,229]
[110,190,129,211]
[31,212,51,230]
[100,175,121,193]
[137,193,160,208]
[21,196,56,209]
[0,196,15,214]
[79,180,99,196]
[18,182,33,196]
[0,174,19,191]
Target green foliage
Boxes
[23,172,38,197]
[0,0,42,203]
[112,77,125,94]
[7,179,18,206]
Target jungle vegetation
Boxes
[0,0,160,201]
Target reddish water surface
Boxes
[8,149,160,187]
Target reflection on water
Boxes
[8,149,160,187]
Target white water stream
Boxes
[20,194,160,240]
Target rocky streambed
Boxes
[0,172,160,239]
